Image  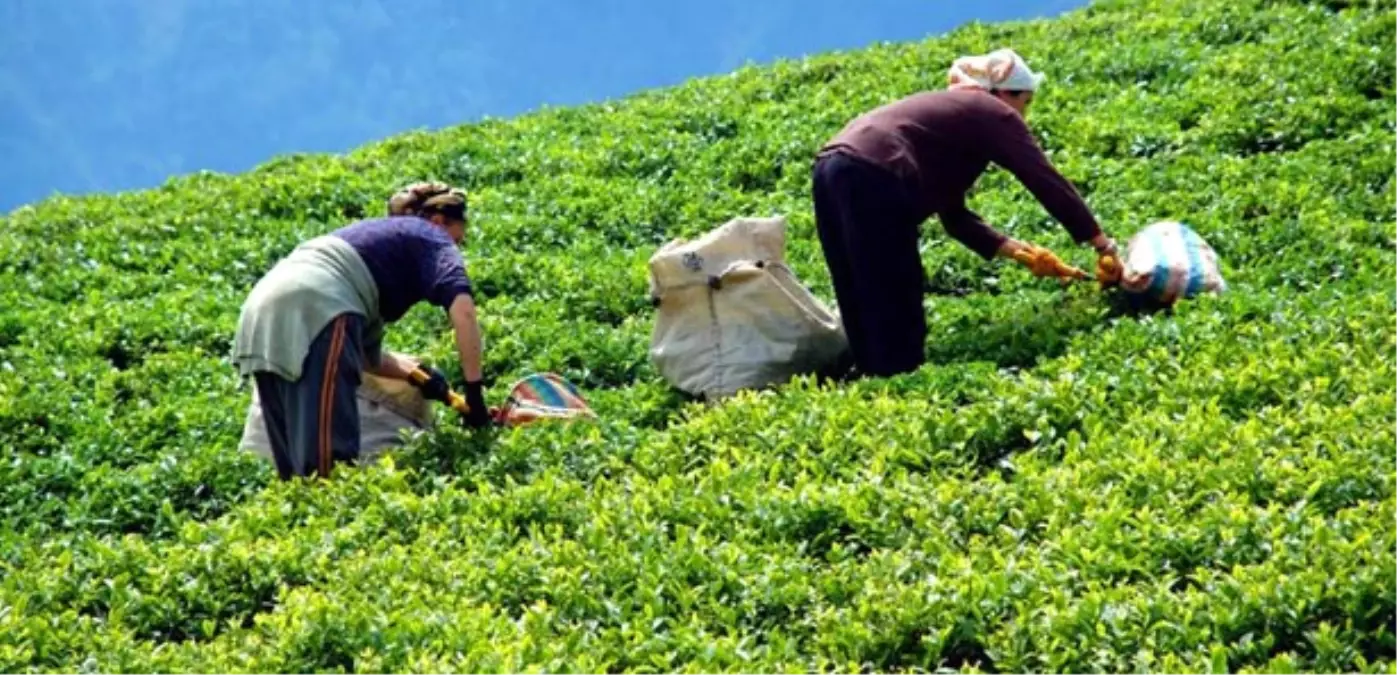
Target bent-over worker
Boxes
[812,48,1124,378]
[233,182,491,480]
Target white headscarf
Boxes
[946,48,1046,92]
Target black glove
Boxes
[463,380,491,428]
[416,366,452,403]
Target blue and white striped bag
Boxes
[1120,221,1226,304]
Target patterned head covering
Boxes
[387,181,468,221]
[946,48,1045,92]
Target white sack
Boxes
[647,215,849,399]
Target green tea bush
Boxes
[1,0,1393,671]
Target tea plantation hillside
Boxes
[1,0,1393,671]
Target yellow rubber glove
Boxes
[1012,245,1089,281]
[1096,251,1124,288]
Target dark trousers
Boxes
[812,151,928,377]
[254,313,364,480]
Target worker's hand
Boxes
[462,380,492,428]
[1096,251,1124,288]
[415,366,452,403]
[1012,244,1089,281]
[1092,236,1123,289]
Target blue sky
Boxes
[0,0,1086,213]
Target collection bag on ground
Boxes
[1120,220,1227,305]
[494,372,598,426]
[647,215,849,399]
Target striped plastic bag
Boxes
[493,372,598,427]
[1120,221,1227,305]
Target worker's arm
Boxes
[938,199,1010,261]
[447,293,491,427]
[982,108,1109,249]
[366,352,415,380]
[940,188,1083,277]
[447,293,484,383]
[421,241,484,384]
[413,242,491,426]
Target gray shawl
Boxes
[233,235,384,380]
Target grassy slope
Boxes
[1,0,1394,671]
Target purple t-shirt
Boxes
[332,216,473,323]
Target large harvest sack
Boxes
[240,369,434,464]
[1120,221,1227,305]
[647,215,849,399]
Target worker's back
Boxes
[819,89,1027,220]
[332,215,475,323]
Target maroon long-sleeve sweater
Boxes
[818,89,1101,260]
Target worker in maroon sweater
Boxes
[812,48,1124,377]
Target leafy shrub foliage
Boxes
[1,0,1393,671]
